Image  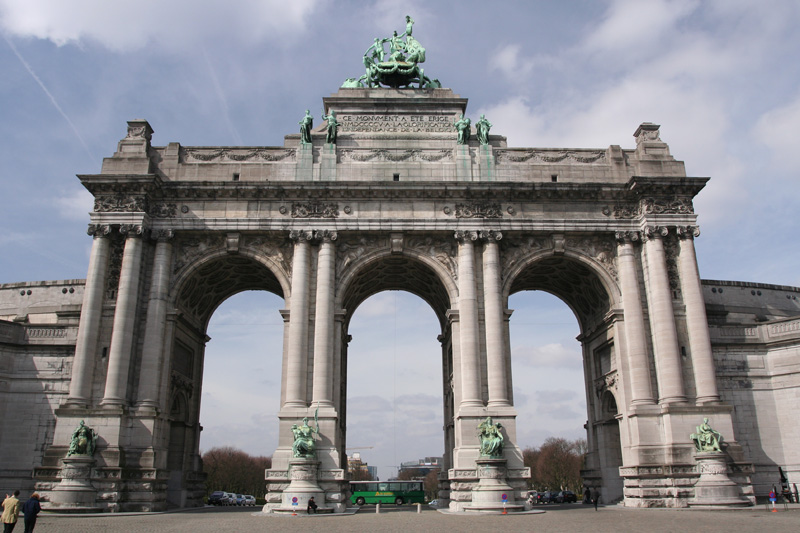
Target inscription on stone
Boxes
[339,114,453,133]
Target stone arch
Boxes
[504,248,620,333]
[336,247,458,329]
[504,248,623,502]
[171,248,290,329]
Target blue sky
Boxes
[2,0,799,479]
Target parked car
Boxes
[243,495,256,506]
[556,490,577,503]
[527,491,542,504]
[541,491,560,504]
[208,491,228,505]
[223,492,237,505]
[428,499,439,508]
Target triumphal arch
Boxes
[3,19,800,512]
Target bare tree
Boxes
[202,446,271,499]
[522,437,585,491]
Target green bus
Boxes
[349,480,425,505]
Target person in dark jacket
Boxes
[21,494,40,533]
[307,497,318,514]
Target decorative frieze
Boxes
[454,203,502,218]
[495,149,606,164]
[149,203,177,218]
[640,197,694,215]
[291,202,339,218]
[94,194,147,213]
[338,148,452,162]
[182,148,295,163]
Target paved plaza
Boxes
[27,504,800,533]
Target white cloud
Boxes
[512,341,582,369]
[52,187,93,221]
[0,0,321,52]
[754,91,800,172]
[583,0,700,60]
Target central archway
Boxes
[337,251,457,478]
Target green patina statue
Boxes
[67,420,98,457]
[691,417,723,452]
[476,114,493,145]
[477,417,504,457]
[321,110,340,144]
[342,16,440,89]
[299,109,313,145]
[291,409,319,458]
[454,114,471,145]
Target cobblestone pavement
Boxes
[30,503,800,533]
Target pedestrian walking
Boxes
[21,494,40,533]
[593,487,600,511]
[1,491,21,533]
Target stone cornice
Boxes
[628,176,708,198]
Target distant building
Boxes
[399,457,442,478]
[347,452,377,480]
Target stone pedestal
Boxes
[47,456,100,512]
[689,452,750,507]
[464,458,524,513]
[268,458,332,514]
[478,144,495,181]
[319,143,337,180]
[296,143,314,181]
[455,145,473,181]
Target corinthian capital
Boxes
[119,224,144,237]
[615,231,641,244]
[316,230,338,243]
[643,225,669,240]
[87,224,112,237]
[478,230,503,242]
[676,225,700,239]
[151,229,175,242]
[289,230,314,242]
[454,230,479,243]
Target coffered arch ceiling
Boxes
[509,256,611,333]
[342,255,451,331]
[175,254,284,329]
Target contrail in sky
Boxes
[4,35,95,163]
[202,47,244,145]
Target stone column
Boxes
[102,225,145,406]
[615,232,655,405]
[312,231,337,408]
[642,226,685,404]
[137,230,175,410]
[677,226,720,403]
[481,231,509,408]
[456,231,482,408]
[285,230,312,408]
[65,225,111,407]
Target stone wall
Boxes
[0,280,82,494]
[705,280,800,500]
